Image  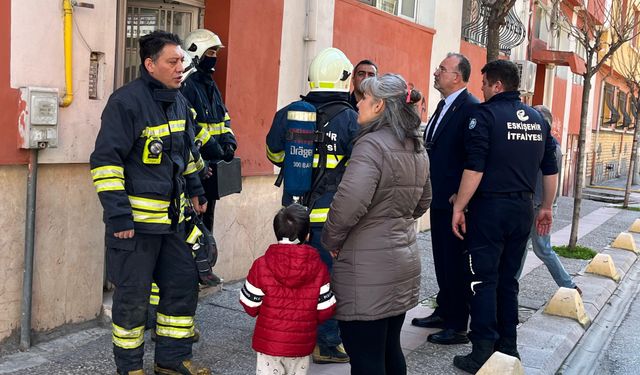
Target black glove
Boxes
[202,138,224,161]
[222,144,235,162]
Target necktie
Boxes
[425,99,446,143]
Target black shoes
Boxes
[453,339,495,374]
[411,314,446,329]
[494,336,520,360]
[427,328,469,345]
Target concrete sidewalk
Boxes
[0,195,638,374]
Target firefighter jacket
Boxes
[239,242,336,357]
[90,66,205,234]
[266,92,359,226]
[181,69,237,162]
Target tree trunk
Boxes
[486,7,502,62]
[623,101,640,207]
[569,75,593,249]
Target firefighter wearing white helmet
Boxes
[265,47,358,364]
[308,47,353,92]
[181,29,237,232]
[183,29,224,62]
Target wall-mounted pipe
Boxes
[60,0,74,107]
[19,149,39,351]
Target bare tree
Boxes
[483,0,517,62]
[611,48,640,208]
[556,0,640,248]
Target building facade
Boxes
[0,0,437,347]
[2,0,635,349]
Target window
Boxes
[115,0,203,87]
[601,83,619,128]
[618,91,631,128]
[359,0,417,20]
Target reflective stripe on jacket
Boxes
[181,70,237,162]
[90,67,204,234]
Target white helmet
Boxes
[179,47,196,84]
[308,48,353,92]
[183,29,224,62]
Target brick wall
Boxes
[589,129,635,184]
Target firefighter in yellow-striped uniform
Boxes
[90,31,210,375]
[265,48,359,364]
[181,29,237,232]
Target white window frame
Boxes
[114,0,203,88]
[360,0,419,21]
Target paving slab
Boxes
[1,196,638,375]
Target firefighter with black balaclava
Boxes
[266,47,359,364]
[90,30,210,375]
[181,29,237,232]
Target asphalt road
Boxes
[595,283,640,374]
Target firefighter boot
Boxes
[494,336,520,360]
[453,339,495,374]
[154,360,211,375]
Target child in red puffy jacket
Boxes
[240,203,336,374]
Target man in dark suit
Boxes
[411,53,479,345]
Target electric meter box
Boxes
[19,87,59,149]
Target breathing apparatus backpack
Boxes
[274,98,352,205]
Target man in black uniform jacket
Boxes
[411,53,478,346]
[90,31,210,375]
[451,60,558,373]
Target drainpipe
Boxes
[303,0,318,94]
[61,0,74,107]
[20,0,72,349]
[20,149,39,351]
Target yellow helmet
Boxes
[308,48,353,92]
[183,29,224,61]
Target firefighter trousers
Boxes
[106,230,199,372]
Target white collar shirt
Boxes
[428,87,467,135]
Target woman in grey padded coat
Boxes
[321,73,432,375]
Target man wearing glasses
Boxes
[411,53,478,346]
[348,59,378,110]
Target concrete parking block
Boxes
[604,248,637,278]
[477,352,524,375]
[585,253,620,281]
[611,232,638,253]
[544,287,590,327]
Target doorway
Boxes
[114,0,204,88]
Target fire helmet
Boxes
[183,29,224,62]
[308,48,353,92]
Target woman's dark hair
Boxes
[139,30,182,63]
[273,203,310,242]
[356,73,424,152]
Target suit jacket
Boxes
[425,89,479,210]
